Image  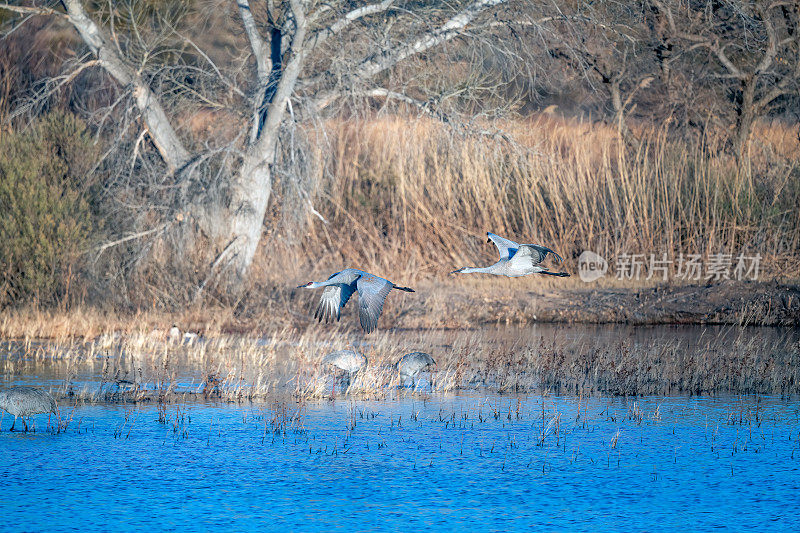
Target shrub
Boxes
[0,111,100,306]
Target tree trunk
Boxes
[734,77,757,163]
[225,141,276,281]
[51,0,511,291]
[62,0,190,172]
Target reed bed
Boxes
[272,116,800,284]
[2,325,797,403]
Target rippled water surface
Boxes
[2,325,800,531]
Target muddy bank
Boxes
[391,280,800,328]
[1,281,797,340]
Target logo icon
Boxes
[578,251,607,282]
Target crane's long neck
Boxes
[306,279,335,289]
[454,266,495,274]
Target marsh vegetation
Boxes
[2,324,798,403]
[2,324,798,529]
[0,1,797,315]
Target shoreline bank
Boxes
[0,280,797,339]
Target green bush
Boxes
[0,111,100,306]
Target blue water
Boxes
[2,394,799,531]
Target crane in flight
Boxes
[451,232,569,278]
[298,269,414,333]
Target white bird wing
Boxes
[526,243,564,264]
[510,244,565,268]
[487,232,519,259]
[314,282,357,323]
[356,275,394,333]
[507,245,546,270]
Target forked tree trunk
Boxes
[51,0,510,288]
[226,140,276,280]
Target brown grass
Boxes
[3,325,797,402]
[270,115,800,285]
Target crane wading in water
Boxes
[298,269,414,333]
[395,352,436,388]
[321,349,368,393]
[0,386,59,432]
[451,232,570,278]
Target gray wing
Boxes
[487,232,519,259]
[356,275,394,333]
[510,244,564,269]
[507,245,546,269]
[527,243,564,263]
[315,283,357,323]
[326,269,362,284]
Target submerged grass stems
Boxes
[1,326,798,403]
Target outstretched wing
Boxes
[356,275,394,333]
[487,232,519,259]
[526,244,564,264]
[315,283,357,323]
[508,244,565,270]
[507,245,537,270]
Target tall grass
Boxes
[285,115,800,282]
[2,325,797,401]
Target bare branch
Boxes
[172,29,247,100]
[237,0,271,83]
[0,3,65,17]
[355,0,508,80]
[92,222,172,258]
[58,0,190,171]
[311,0,510,110]
[9,57,100,120]
[308,0,396,49]
[362,87,450,122]
[754,4,779,75]
[711,43,746,80]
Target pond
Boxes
[2,325,800,531]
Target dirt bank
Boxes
[1,281,797,340]
[389,280,800,328]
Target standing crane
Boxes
[0,386,58,432]
[321,349,368,393]
[395,352,436,388]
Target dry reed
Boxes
[2,325,796,404]
[272,115,800,284]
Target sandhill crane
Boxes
[396,352,436,388]
[321,349,367,392]
[168,325,181,343]
[0,386,58,432]
[298,269,414,333]
[451,232,570,278]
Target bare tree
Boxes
[529,2,658,143]
[1,0,516,290]
[650,0,800,159]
